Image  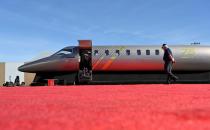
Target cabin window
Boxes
[115,50,120,56]
[146,50,150,55]
[105,50,109,56]
[155,50,159,55]
[137,50,141,55]
[126,49,131,55]
[94,50,99,56]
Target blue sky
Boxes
[0,0,210,61]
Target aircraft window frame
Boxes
[94,50,99,56]
[55,49,73,55]
[115,50,120,56]
[137,50,141,55]
[105,50,109,56]
[126,49,131,56]
[146,50,150,55]
[155,49,159,55]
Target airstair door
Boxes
[77,40,92,84]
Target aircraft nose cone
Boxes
[18,64,28,72]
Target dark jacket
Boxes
[163,48,173,62]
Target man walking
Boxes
[162,44,178,84]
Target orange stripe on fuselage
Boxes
[102,57,116,70]
[93,57,104,70]
[93,46,124,70]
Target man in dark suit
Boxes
[162,44,178,84]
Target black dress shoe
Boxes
[172,76,179,82]
[167,79,171,84]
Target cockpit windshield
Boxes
[55,49,73,55]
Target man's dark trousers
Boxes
[164,61,177,82]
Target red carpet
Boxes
[1,84,210,130]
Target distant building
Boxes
[0,62,35,86]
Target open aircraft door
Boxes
[76,40,92,84]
